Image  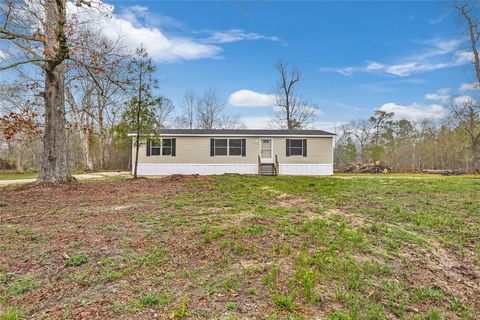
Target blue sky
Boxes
[97,1,475,130]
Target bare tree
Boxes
[344,119,372,162]
[449,1,480,171]
[154,97,175,128]
[450,1,480,86]
[449,98,480,170]
[65,83,94,171]
[272,61,318,129]
[178,90,196,129]
[195,89,242,129]
[0,0,96,182]
[86,39,128,170]
[65,26,128,170]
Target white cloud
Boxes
[68,2,222,62]
[425,88,450,103]
[454,50,473,64]
[0,49,7,61]
[228,90,276,107]
[429,14,446,25]
[459,82,479,91]
[453,95,474,106]
[379,102,448,121]
[319,38,468,77]
[318,66,354,76]
[205,29,284,45]
[120,5,186,30]
[68,4,284,62]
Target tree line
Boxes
[0,0,318,181]
[0,0,479,181]
[335,107,479,172]
[336,1,480,172]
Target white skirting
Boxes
[279,164,333,176]
[136,163,258,175]
[135,163,333,176]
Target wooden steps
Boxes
[260,163,277,176]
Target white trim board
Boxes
[134,163,333,176]
[136,163,257,175]
[279,164,333,176]
[128,134,335,138]
[259,137,274,163]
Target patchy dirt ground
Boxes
[0,174,479,319]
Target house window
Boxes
[289,139,305,156]
[228,139,242,156]
[214,139,228,156]
[211,138,246,156]
[162,139,172,156]
[151,139,161,156]
[149,138,174,156]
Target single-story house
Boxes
[129,129,335,176]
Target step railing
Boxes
[258,155,261,175]
[275,155,279,176]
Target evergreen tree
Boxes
[122,47,162,178]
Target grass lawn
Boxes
[0,174,478,319]
[0,171,38,181]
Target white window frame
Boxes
[213,138,243,157]
[289,139,304,157]
[162,139,173,156]
[150,139,162,156]
[150,138,173,156]
[259,137,274,162]
[213,138,228,156]
[228,139,243,157]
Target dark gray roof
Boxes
[151,129,336,136]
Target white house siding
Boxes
[132,136,333,176]
[136,163,258,175]
[278,164,333,176]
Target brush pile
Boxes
[340,162,392,174]
[420,169,466,176]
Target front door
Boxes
[260,138,273,163]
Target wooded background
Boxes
[0,0,479,178]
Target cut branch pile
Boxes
[340,162,392,174]
[420,169,466,176]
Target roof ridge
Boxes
[146,128,336,136]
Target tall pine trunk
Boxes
[38,0,73,183]
[133,133,139,178]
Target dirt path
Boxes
[0,171,131,187]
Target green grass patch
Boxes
[65,254,91,267]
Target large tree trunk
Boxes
[37,0,73,183]
[38,67,74,182]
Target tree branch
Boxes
[0,28,44,43]
[0,59,47,71]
